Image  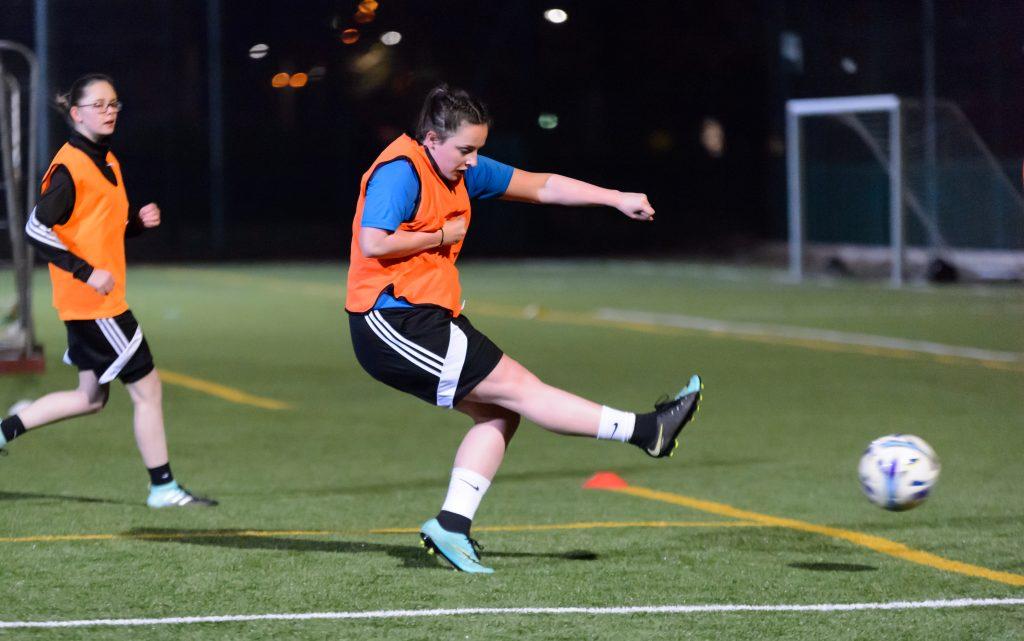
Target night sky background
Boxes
[1,1,1022,261]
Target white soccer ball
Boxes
[858,434,940,511]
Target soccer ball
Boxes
[858,434,940,511]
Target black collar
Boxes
[68,130,111,165]
[421,143,462,192]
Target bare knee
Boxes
[126,370,162,407]
[78,381,109,414]
[495,408,521,441]
[457,401,521,442]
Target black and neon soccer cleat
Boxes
[643,374,702,458]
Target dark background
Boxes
[1,0,1022,262]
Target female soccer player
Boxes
[348,85,701,573]
[0,74,215,509]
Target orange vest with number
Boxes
[345,134,471,316]
[41,143,130,320]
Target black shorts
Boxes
[64,309,155,385]
[348,307,503,408]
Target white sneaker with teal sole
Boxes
[147,481,218,508]
[419,518,494,574]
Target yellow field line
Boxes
[609,485,1024,587]
[158,369,290,410]
[0,520,760,544]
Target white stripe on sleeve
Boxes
[25,208,68,250]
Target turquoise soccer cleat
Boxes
[419,518,494,574]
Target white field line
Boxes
[2,598,1022,629]
[596,308,1023,364]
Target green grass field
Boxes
[1,261,1022,639]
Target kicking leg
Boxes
[463,355,601,436]
[464,355,702,457]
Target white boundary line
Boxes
[3,598,1022,629]
[595,308,1023,364]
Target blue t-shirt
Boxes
[361,154,514,309]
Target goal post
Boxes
[787,95,904,285]
[786,93,1024,285]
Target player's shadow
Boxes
[283,458,770,499]
[126,528,598,570]
[0,490,132,506]
[787,561,877,572]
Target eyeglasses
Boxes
[76,100,123,113]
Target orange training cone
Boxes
[582,472,629,490]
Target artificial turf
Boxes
[1,261,1021,639]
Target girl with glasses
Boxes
[0,74,216,508]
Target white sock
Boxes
[440,467,492,521]
[597,406,635,442]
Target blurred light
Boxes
[248,43,269,59]
[352,45,386,72]
[537,113,558,129]
[289,73,309,88]
[341,28,360,44]
[271,72,290,88]
[359,0,379,10]
[354,9,375,23]
[380,31,402,46]
[544,8,568,24]
[700,118,725,158]
[780,31,804,73]
[840,57,858,74]
[647,129,674,153]
[308,66,327,81]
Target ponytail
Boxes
[414,84,491,143]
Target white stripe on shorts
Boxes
[96,318,128,352]
[436,322,468,408]
[364,312,442,377]
[369,311,444,368]
[94,317,144,384]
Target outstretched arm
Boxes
[500,168,655,221]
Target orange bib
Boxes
[346,135,471,316]
[41,143,130,320]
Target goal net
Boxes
[786,94,1024,284]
